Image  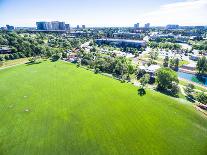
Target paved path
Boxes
[0,62,26,70]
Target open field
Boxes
[0,61,207,155]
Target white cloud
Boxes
[139,0,207,26]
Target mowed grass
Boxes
[0,61,207,155]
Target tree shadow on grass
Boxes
[26,61,42,66]
[137,88,146,96]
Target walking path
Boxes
[0,62,26,70]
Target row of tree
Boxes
[0,31,87,61]
[77,50,134,81]
[163,56,179,71]
[148,41,181,50]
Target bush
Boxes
[4,55,10,60]
[94,68,100,74]
[0,55,4,61]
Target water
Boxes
[178,72,207,86]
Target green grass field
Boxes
[0,61,207,155]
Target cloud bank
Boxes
[139,0,207,26]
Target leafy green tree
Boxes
[163,56,169,67]
[170,82,180,97]
[197,92,207,105]
[51,53,61,61]
[185,84,195,96]
[149,50,159,64]
[140,74,150,88]
[185,83,195,101]
[0,55,4,61]
[156,67,179,96]
[62,52,67,58]
[170,58,179,71]
[196,56,207,75]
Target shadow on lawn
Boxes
[26,61,42,66]
[137,88,146,96]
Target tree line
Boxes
[0,31,87,61]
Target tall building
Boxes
[36,22,52,30]
[82,25,86,29]
[51,21,60,30]
[36,21,68,30]
[134,23,139,29]
[65,24,70,30]
[59,22,66,30]
[77,25,80,29]
[36,22,44,30]
[144,23,150,29]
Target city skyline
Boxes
[0,0,207,27]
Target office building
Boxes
[65,24,70,30]
[166,24,179,29]
[77,25,80,29]
[59,22,66,30]
[51,21,60,30]
[82,25,86,29]
[144,23,150,29]
[96,39,146,48]
[134,23,139,29]
[36,22,52,30]
[36,21,69,31]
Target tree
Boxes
[185,84,195,100]
[171,82,180,97]
[0,55,4,61]
[136,69,146,79]
[163,56,169,67]
[170,58,179,71]
[149,50,159,64]
[51,53,61,61]
[140,74,150,89]
[196,56,207,75]
[62,52,67,58]
[156,67,179,96]
[185,84,195,96]
[197,92,207,105]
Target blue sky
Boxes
[0,0,207,27]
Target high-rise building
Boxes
[65,24,70,30]
[36,21,69,30]
[77,25,80,29]
[144,23,150,29]
[51,21,60,30]
[59,22,66,30]
[36,22,52,30]
[82,25,86,29]
[134,23,139,29]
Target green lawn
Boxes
[0,61,207,155]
